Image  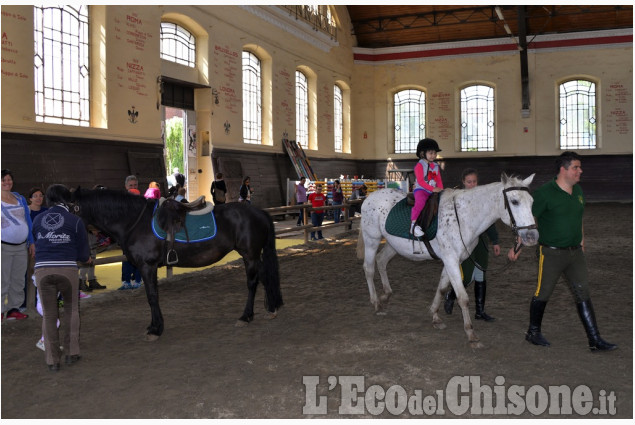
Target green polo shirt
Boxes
[532,179,585,248]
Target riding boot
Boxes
[576,300,617,351]
[474,280,495,321]
[525,297,550,346]
[79,279,91,292]
[88,278,107,290]
[444,289,456,314]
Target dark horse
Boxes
[71,188,283,340]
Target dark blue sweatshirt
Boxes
[32,204,90,269]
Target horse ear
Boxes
[522,173,535,186]
[501,172,509,184]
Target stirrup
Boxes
[166,249,179,265]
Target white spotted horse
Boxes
[71,188,283,341]
[356,174,538,348]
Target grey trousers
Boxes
[1,242,28,313]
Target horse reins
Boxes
[454,186,536,274]
[73,198,149,246]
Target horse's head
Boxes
[500,173,539,246]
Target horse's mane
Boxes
[76,188,151,223]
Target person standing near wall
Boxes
[295,177,307,226]
[211,172,227,205]
[308,184,327,241]
[239,176,254,204]
[119,175,142,290]
[331,179,344,224]
[1,170,35,320]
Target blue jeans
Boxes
[121,261,141,283]
[296,201,304,225]
[311,212,324,239]
[332,201,342,223]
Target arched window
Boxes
[242,51,262,144]
[160,22,196,67]
[34,5,90,126]
[296,71,309,148]
[460,84,495,151]
[334,85,343,153]
[394,89,426,153]
[559,79,597,149]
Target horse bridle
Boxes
[72,200,148,245]
[454,186,537,273]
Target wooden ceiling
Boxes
[346,5,633,48]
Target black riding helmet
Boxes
[416,138,442,159]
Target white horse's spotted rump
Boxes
[357,174,539,348]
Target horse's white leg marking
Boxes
[376,243,397,306]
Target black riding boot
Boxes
[474,280,495,321]
[88,278,107,290]
[576,300,617,351]
[444,289,456,314]
[79,279,91,292]
[525,297,550,346]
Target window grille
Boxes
[460,85,495,151]
[242,51,262,144]
[334,85,343,153]
[394,90,426,153]
[34,5,90,126]
[296,71,309,148]
[559,80,597,149]
[160,22,196,67]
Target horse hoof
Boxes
[470,341,485,349]
[379,293,392,303]
[263,311,278,320]
[145,333,160,342]
[235,320,249,327]
[433,322,446,330]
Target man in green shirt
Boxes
[510,151,616,351]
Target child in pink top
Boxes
[411,138,443,237]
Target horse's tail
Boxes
[356,219,365,260]
[262,211,284,312]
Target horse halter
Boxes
[454,185,536,273]
[502,186,537,235]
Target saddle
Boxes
[385,192,441,259]
[153,197,217,265]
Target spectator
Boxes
[119,176,142,290]
[308,184,327,241]
[239,176,254,204]
[28,187,48,221]
[295,177,307,226]
[32,184,90,371]
[78,224,107,292]
[331,179,344,224]
[175,186,187,203]
[1,169,34,321]
[211,172,227,205]
[349,183,368,216]
[143,181,161,200]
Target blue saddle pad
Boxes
[385,197,438,240]
[152,204,217,243]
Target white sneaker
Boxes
[36,339,45,351]
[410,223,425,237]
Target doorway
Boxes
[163,106,187,198]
